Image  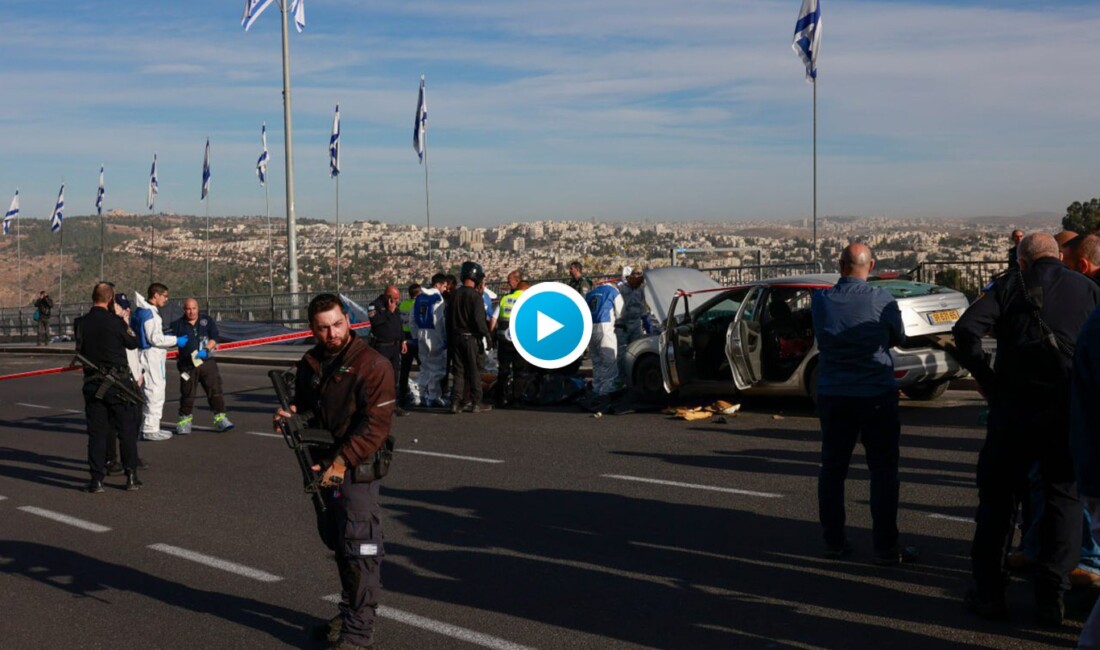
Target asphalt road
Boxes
[0,354,1089,649]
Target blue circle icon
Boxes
[510,282,593,369]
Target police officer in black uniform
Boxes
[78,282,143,493]
[446,262,492,413]
[953,232,1100,625]
[368,286,410,417]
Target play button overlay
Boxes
[511,282,592,369]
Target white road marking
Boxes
[928,513,973,524]
[322,595,536,650]
[246,430,283,439]
[0,495,8,501]
[148,544,283,583]
[65,409,82,414]
[18,506,112,533]
[16,402,51,409]
[396,449,504,464]
[601,474,783,498]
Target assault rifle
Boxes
[269,369,339,516]
[72,354,144,405]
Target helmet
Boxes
[460,261,485,284]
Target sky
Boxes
[1,0,1098,226]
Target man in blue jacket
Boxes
[811,243,917,567]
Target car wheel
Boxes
[633,354,667,402]
[901,380,950,401]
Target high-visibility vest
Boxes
[498,289,523,330]
[398,298,414,334]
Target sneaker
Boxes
[142,430,173,442]
[176,415,193,435]
[824,540,854,559]
[105,460,124,476]
[85,479,105,494]
[213,413,235,432]
[873,544,920,566]
[449,402,462,415]
[470,403,493,413]
[964,588,1008,620]
[313,615,342,643]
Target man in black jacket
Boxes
[368,286,410,417]
[34,290,53,345]
[446,262,492,414]
[954,232,1100,625]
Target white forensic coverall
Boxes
[133,292,179,440]
[411,287,447,405]
[587,283,624,396]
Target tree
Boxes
[935,268,966,293]
[1063,198,1100,234]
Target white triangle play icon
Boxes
[536,311,564,342]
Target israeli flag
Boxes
[202,139,211,200]
[413,75,427,162]
[257,123,269,186]
[290,0,305,32]
[50,184,64,233]
[148,153,158,210]
[242,0,275,31]
[3,190,17,235]
[793,0,822,82]
[96,165,105,216]
[330,104,340,178]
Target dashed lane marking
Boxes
[0,495,8,501]
[396,449,504,464]
[18,506,112,533]
[601,474,783,498]
[928,513,973,524]
[246,430,283,439]
[148,544,283,582]
[16,403,51,409]
[322,595,536,650]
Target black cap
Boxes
[114,292,131,311]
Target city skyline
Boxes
[2,0,1098,226]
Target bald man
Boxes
[1063,234,1100,284]
[811,243,916,567]
[169,298,233,434]
[368,285,410,417]
[954,232,1100,625]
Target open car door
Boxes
[726,286,765,390]
[659,293,695,393]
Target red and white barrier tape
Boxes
[0,322,370,383]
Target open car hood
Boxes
[643,267,721,324]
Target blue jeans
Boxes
[817,391,901,551]
[1019,462,1100,571]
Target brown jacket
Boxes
[294,331,395,467]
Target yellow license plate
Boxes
[928,309,959,324]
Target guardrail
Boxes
[0,260,850,342]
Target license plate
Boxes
[927,309,959,325]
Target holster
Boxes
[352,435,396,483]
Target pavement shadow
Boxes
[0,415,87,437]
[381,486,1072,649]
[0,446,87,490]
[0,540,321,647]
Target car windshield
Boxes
[868,279,951,298]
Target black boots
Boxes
[125,469,143,491]
[85,479,105,494]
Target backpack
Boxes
[32,309,40,322]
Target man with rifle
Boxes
[76,282,144,493]
[273,293,395,650]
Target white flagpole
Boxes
[57,182,64,334]
[205,190,211,308]
[813,80,817,264]
[266,177,274,304]
[423,130,432,262]
[280,0,301,303]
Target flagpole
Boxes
[58,182,64,336]
[149,208,154,284]
[15,192,22,310]
[335,174,341,293]
[423,135,432,262]
[265,180,274,305]
[280,0,301,305]
[812,79,817,265]
[205,194,211,308]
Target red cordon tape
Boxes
[0,322,371,383]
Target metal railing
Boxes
[0,260,891,342]
[908,260,1009,298]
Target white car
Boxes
[622,267,972,403]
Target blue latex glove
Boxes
[175,334,190,348]
[196,349,209,360]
